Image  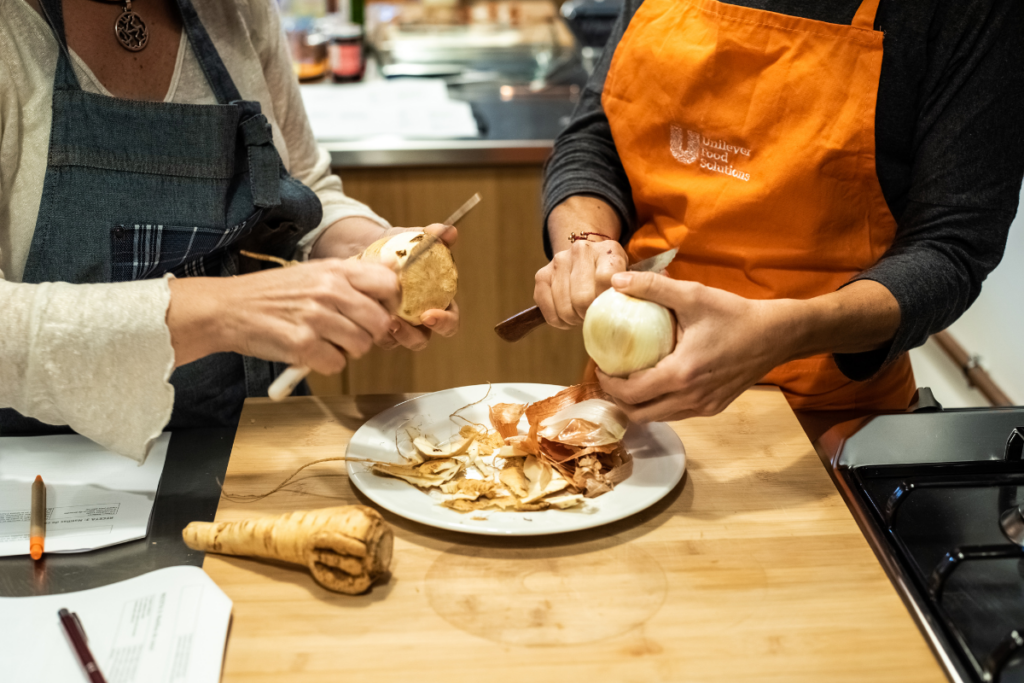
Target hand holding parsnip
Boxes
[267,224,461,400]
[183,505,393,594]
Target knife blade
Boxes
[268,193,482,401]
[400,193,481,275]
[629,247,679,275]
[493,247,678,343]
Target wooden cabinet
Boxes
[305,164,590,395]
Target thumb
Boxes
[378,249,400,271]
[610,271,683,310]
[422,223,458,246]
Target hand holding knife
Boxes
[493,248,678,342]
[268,193,481,401]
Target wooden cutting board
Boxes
[202,386,945,682]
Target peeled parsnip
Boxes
[265,231,458,402]
[183,505,393,594]
[356,230,458,325]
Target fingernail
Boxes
[611,272,632,288]
[389,319,401,334]
[422,316,436,327]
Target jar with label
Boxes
[328,24,365,83]
[283,16,329,81]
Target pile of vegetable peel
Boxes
[372,384,632,513]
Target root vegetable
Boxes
[357,231,458,325]
[182,506,392,595]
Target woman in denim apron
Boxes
[0,0,458,443]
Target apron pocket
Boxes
[110,213,259,281]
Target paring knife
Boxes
[268,193,482,401]
[396,193,480,274]
[493,247,678,343]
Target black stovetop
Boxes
[826,407,1024,683]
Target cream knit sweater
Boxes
[0,0,388,460]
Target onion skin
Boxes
[583,289,675,378]
[538,398,627,446]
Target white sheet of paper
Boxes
[0,433,170,556]
[301,79,480,140]
[0,566,232,683]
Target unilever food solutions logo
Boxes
[670,125,751,182]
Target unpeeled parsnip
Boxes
[183,506,393,594]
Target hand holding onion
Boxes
[593,271,786,423]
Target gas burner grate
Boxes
[842,425,1024,683]
[883,470,1024,527]
[929,544,1024,600]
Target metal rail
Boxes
[932,331,1014,407]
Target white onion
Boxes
[583,289,674,378]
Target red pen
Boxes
[57,608,108,683]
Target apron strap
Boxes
[36,0,83,91]
[239,113,282,207]
[174,0,243,104]
[851,0,883,29]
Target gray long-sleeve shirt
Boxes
[543,0,1024,381]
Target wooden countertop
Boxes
[203,386,945,682]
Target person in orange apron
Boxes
[533,0,1024,420]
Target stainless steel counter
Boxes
[324,137,553,167]
[323,94,577,167]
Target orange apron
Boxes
[601,0,916,411]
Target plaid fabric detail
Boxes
[110,216,256,282]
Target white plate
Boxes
[346,383,686,536]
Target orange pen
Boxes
[30,475,45,560]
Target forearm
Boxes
[308,216,388,261]
[547,196,623,255]
[540,0,638,259]
[597,273,902,422]
[0,278,173,460]
[166,276,231,367]
[772,280,901,361]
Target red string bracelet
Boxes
[568,231,615,244]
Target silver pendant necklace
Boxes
[113,0,148,51]
[90,0,149,51]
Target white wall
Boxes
[910,182,1024,407]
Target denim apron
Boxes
[0,0,322,435]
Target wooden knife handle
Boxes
[494,306,547,342]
